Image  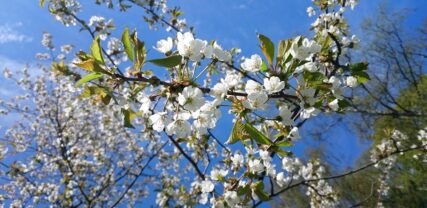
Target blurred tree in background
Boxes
[275,4,427,207]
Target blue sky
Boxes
[0,0,426,206]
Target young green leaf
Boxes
[244,123,273,145]
[254,181,270,201]
[73,59,104,73]
[91,36,105,64]
[135,40,146,70]
[75,72,103,87]
[121,27,134,62]
[277,39,292,65]
[258,34,275,66]
[40,0,45,7]
[352,71,370,83]
[148,55,182,68]
[226,119,245,145]
[350,62,369,72]
[260,61,269,73]
[276,140,292,147]
[121,108,136,128]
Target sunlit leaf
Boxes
[91,36,104,64]
[258,34,275,66]
[352,71,370,83]
[254,181,270,201]
[75,72,103,87]
[260,61,269,73]
[121,27,134,62]
[244,123,273,145]
[226,119,245,145]
[148,55,182,68]
[121,108,136,128]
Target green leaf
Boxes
[352,71,370,83]
[277,40,290,58]
[321,35,332,53]
[237,185,251,196]
[121,108,136,128]
[101,94,112,105]
[258,34,275,66]
[303,71,325,82]
[226,119,245,145]
[40,0,45,7]
[276,140,292,147]
[275,148,291,157]
[74,60,95,71]
[135,39,146,70]
[130,31,146,70]
[277,39,293,66]
[148,55,182,68]
[260,61,269,73]
[75,72,103,87]
[338,99,351,109]
[244,123,273,145]
[315,83,333,91]
[350,62,369,72]
[91,36,104,64]
[80,86,107,98]
[121,27,134,62]
[73,59,104,72]
[254,181,270,201]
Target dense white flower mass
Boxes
[0,69,151,207]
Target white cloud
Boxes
[0,23,33,44]
[0,55,27,72]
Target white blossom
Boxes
[248,159,264,174]
[149,112,170,132]
[201,180,215,193]
[290,38,321,60]
[177,86,205,111]
[210,169,228,181]
[263,76,285,93]
[154,37,173,54]
[328,99,339,111]
[241,54,262,73]
[243,91,268,110]
[307,7,316,17]
[346,76,358,88]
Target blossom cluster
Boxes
[40,0,368,206]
